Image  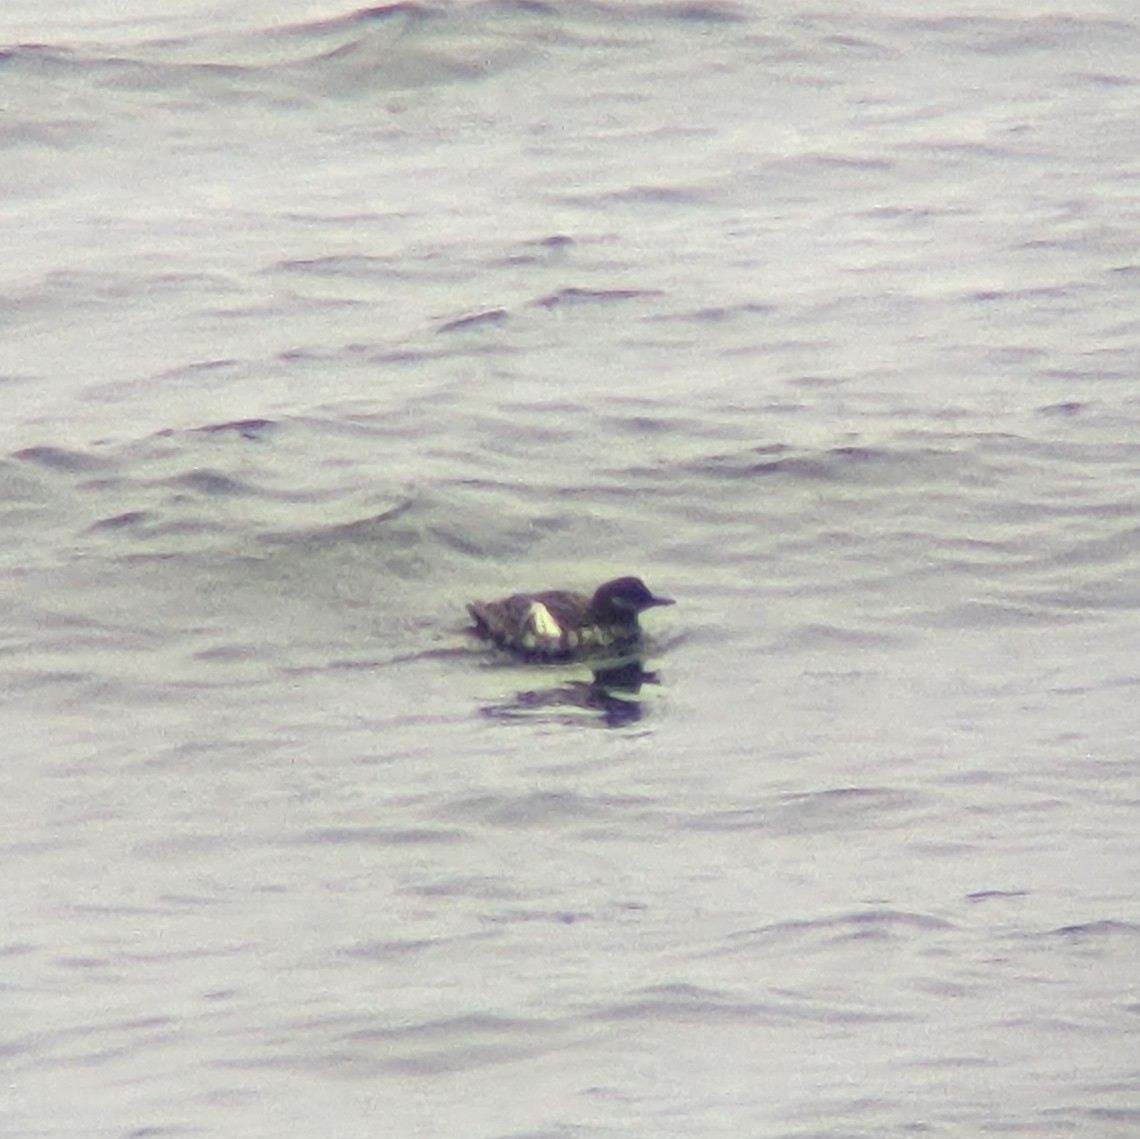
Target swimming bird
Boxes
[467,576,674,660]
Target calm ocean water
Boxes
[3,2,1139,1136]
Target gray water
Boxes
[3,2,1139,1136]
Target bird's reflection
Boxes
[480,658,661,728]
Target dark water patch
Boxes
[286,0,561,93]
[362,346,461,367]
[27,268,236,307]
[0,373,38,390]
[1038,401,1086,417]
[496,399,588,417]
[964,285,1072,305]
[948,432,1140,470]
[966,890,1029,904]
[257,497,416,546]
[157,894,236,911]
[729,910,955,951]
[905,1054,996,1070]
[11,418,350,555]
[0,1037,32,1061]
[821,32,897,57]
[1077,1107,1140,1124]
[682,441,949,484]
[664,300,776,323]
[587,981,911,1026]
[140,359,247,393]
[0,37,339,113]
[274,253,410,280]
[13,445,109,473]
[133,834,242,860]
[588,982,762,1021]
[0,44,88,73]
[901,138,1031,163]
[343,937,451,960]
[6,7,533,113]
[584,183,713,207]
[328,1011,570,1075]
[289,3,431,39]
[642,1,747,23]
[484,908,589,926]
[441,790,649,828]
[438,308,509,333]
[494,233,575,269]
[1,669,100,695]
[859,203,959,222]
[1108,263,1140,282]
[760,152,895,182]
[597,411,712,437]
[533,287,664,310]
[192,418,276,441]
[0,941,37,960]
[685,443,812,480]
[191,641,284,663]
[1073,71,1139,89]
[773,623,910,651]
[1033,522,1140,572]
[889,15,1140,58]
[318,647,444,674]
[485,1130,593,1139]
[1047,920,1140,939]
[587,983,759,1023]
[402,876,515,900]
[164,470,252,497]
[0,460,54,509]
[101,516,228,543]
[467,416,585,451]
[919,600,1080,629]
[685,787,923,836]
[299,826,466,847]
[1026,585,1140,614]
[0,117,94,149]
[428,521,508,557]
[99,58,257,98]
[87,510,151,532]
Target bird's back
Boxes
[467,589,594,656]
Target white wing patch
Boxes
[527,601,561,641]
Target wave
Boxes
[0,0,749,115]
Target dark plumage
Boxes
[467,576,674,660]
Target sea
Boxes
[2,1,1138,1136]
